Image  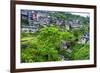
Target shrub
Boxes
[71,44,89,60]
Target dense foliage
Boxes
[21,25,89,62]
[71,44,89,60]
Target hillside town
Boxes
[21,10,85,32]
[21,10,89,44]
[21,10,90,61]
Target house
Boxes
[78,32,89,44]
[21,26,38,33]
[65,19,80,30]
[21,10,28,19]
[21,10,29,26]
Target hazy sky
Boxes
[71,12,90,17]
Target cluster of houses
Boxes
[21,10,50,32]
[21,10,81,33]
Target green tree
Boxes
[21,25,75,62]
[71,44,89,60]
